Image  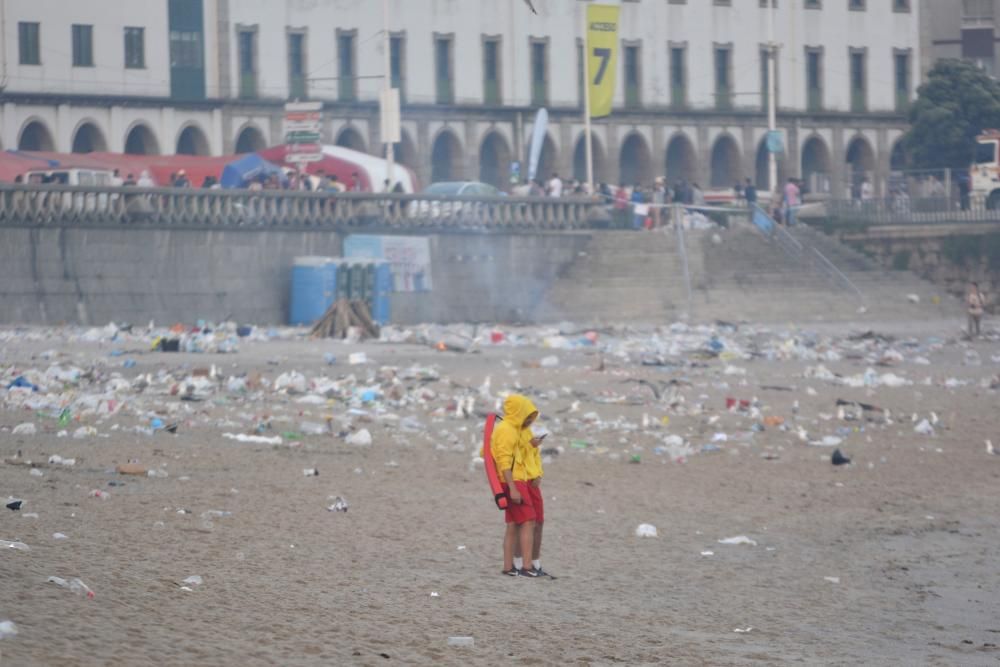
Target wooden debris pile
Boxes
[310,299,380,340]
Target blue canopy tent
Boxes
[220,153,287,189]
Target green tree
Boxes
[904,59,1000,170]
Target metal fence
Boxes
[825,196,1000,225]
[0,184,607,230]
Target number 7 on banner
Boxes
[586,4,620,119]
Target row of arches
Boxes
[12,118,271,157]
[12,116,899,195]
[428,127,894,195]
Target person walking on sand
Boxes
[490,394,549,578]
[967,281,986,338]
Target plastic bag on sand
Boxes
[274,371,308,394]
[914,419,934,435]
[223,433,283,445]
[718,535,757,546]
[0,620,18,639]
[635,523,658,538]
[12,423,36,435]
[804,365,837,382]
[346,429,372,446]
[539,355,560,368]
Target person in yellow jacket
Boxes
[491,394,550,578]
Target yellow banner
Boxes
[586,4,620,119]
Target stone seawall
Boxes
[0,226,591,326]
[840,224,1000,311]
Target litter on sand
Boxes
[718,536,757,546]
[635,523,658,538]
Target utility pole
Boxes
[383,0,395,189]
[582,9,594,194]
[767,0,778,194]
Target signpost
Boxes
[284,101,323,163]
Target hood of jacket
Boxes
[503,394,538,428]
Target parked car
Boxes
[411,181,506,220]
[423,181,503,197]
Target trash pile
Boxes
[0,319,996,473]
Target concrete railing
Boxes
[0,184,609,230]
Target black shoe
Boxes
[518,567,542,578]
[533,567,556,579]
[501,568,520,577]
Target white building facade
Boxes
[0,0,919,196]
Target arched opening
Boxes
[390,129,418,172]
[527,134,558,184]
[430,129,464,183]
[573,132,608,185]
[18,120,55,152]
[235,125,266,154]
[846,136,876,198]
[124,124,160,155]
[479,131,512,189]
[71,122,107,154]
[801,136,831,195]
[665,134,697,185]
[754,138,785,192]
[335,126,367,153]
[709,135,741,189]
[176,124,210,155]
[618,132,652,187]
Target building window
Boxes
[169,0,205,101]
[531,39,548,107]
[893,0,910,11]
[849,0,865,10]
[72,24,94,67]
[760,1,778,7]
[18,22,40,65]
[670,44,687,108]
[238,29,257,98]
[850,48,867,112]
[170,30,203,68]
[124,27,145,69]
[806,47,823,111]
[714,0,732,5]
[288,31,307,99]
[714,45,732,110]
[338,31,356,102]
[894,50,911,112]
[964,0,994,23]
[483,37,502,105]
[624,43,641,109]
[760,47,778,111]
[804,0,820,8]
[668,0,687,4]
[435,35,454,104]
[390,34,406,102]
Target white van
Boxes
[25,168,115,186]
[24,168,117,213]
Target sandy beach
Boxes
[2,318,1000,666]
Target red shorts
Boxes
[502,482,537,525]
[527,482,544,524]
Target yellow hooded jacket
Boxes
[490,394,544,482]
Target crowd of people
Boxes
[505,171,813,230]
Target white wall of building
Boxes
[224,0,920,112]
[1,0,172,98]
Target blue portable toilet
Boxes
[370,260,392,324]
[289,256,336,325]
